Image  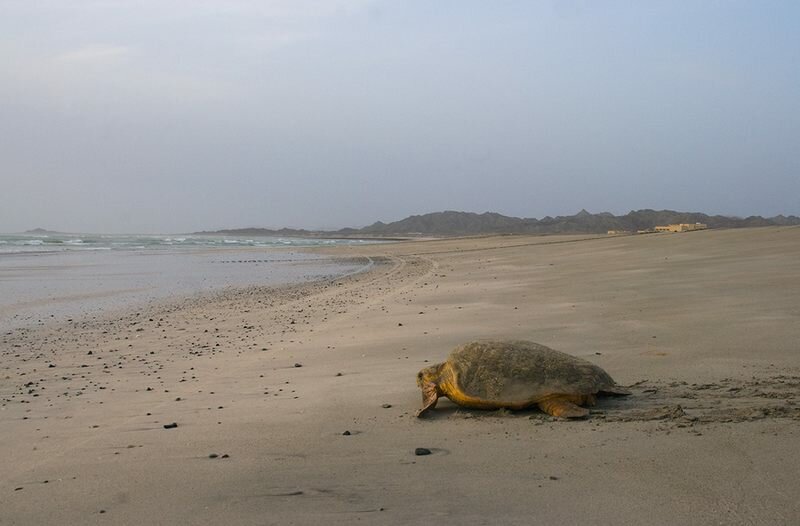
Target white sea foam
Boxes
[0,233,384,254]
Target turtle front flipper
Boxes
[416,382,439,417]
[538,396,589,418]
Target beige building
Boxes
[654,223,708,233]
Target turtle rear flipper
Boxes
[600,386,632,396]
[538,397,590,418]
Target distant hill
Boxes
[194,209,800,237]
[23,228,69,235]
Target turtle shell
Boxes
[447,340,622,404]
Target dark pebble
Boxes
[335,372,343,377]
[209,453,218,459]
[342,430,351,436]
[294,363,302,368]
[221,454,230,459]
[414,448,432,456]
[381,404,392,408]
[549,476,559,480]
[163,422,178,429]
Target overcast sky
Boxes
[2,1,798,233]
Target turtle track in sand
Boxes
[590,372,800,427]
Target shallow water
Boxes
[0,247,368,332]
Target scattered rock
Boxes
[381,403,392,408]
[414,447,432,456]
[209,453,218,459]
[163,422,178,429]
[342,430,351,436]
[221,454,230,459]
[294,363,302,368]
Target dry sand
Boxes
[2,227,799,525]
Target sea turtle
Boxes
[416,340,630,418]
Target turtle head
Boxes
[416,363,444,388]
[416,363,445,417]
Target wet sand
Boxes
[0,248,364,332]
[2,227,799,525]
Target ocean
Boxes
[0,233,381,332]
[0,232,376,254]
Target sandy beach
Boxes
[2,226,799,525]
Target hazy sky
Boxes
[2,1,798,233]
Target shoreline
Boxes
[3,228,799,525]
[0,247,371,334]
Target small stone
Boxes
[414,448,432,456]
[221,454,230,459]
[163,422,178,429]
[549,476,559,480]
[294,363,302,368]
[381,403,392,408]
[48,364,56,368]
[335,372,343,377]
[342,430,351,436]
[209,453,218,459]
